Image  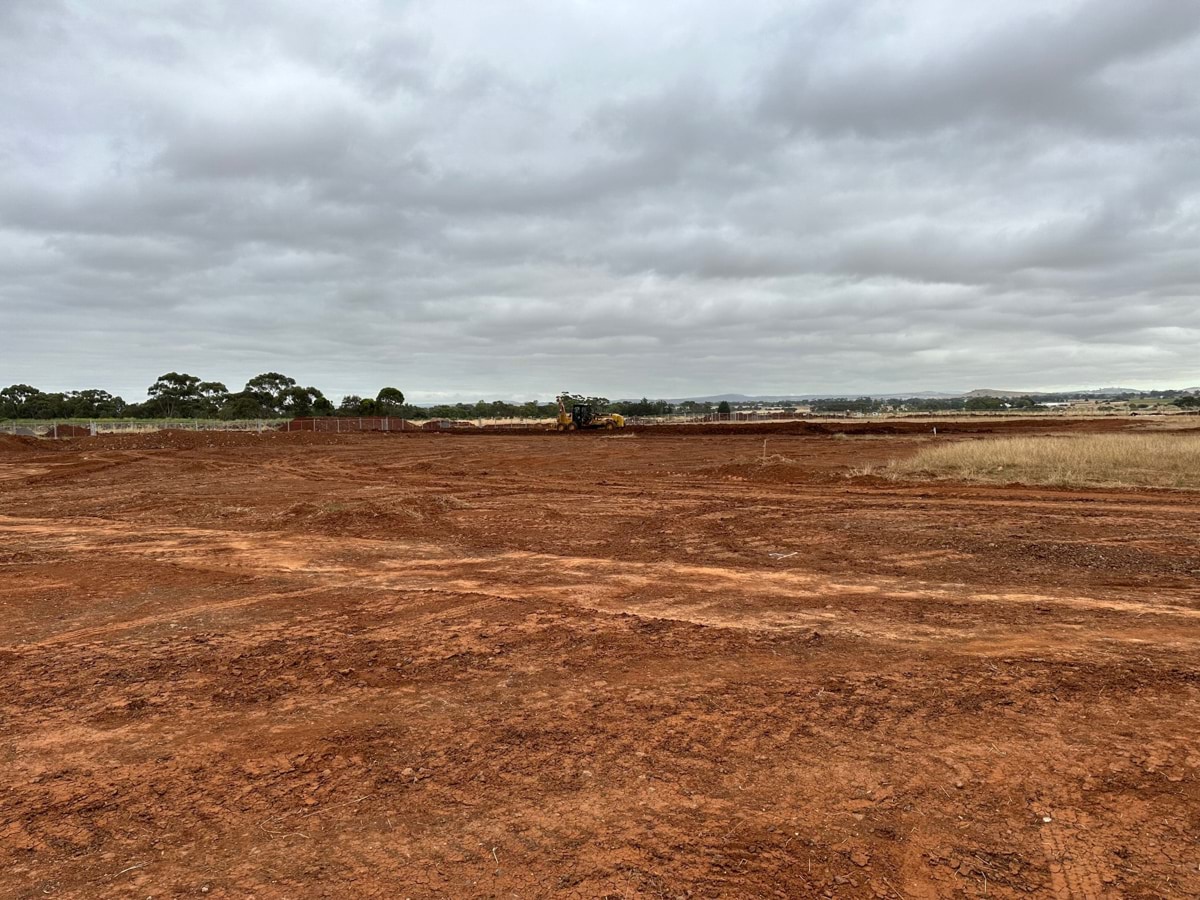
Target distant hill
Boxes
[965,388,1036,399]
[417,385,1192,406]
[657,391,962,403]
[966,387,1143,398]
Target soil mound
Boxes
[49,424,91,438]
[631,417,1138,437]
[71,429,377,452]
[0,434,43,453]
[271,495,469,538]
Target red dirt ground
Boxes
[1,422,1198,898]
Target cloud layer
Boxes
[2,0,1199,400]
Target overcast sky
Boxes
[2,0,1199,402]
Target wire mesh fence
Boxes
[285,417,557,432]
[1,417,555,438]
[1,419,285,438]
[286,417,409,433]
[622,411,821,426]
[4,406,1148,440]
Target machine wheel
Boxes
[606,421,616,430]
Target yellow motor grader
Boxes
[556,396,625,431]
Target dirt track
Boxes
[2,424,1199,898]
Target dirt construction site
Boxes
[1,419,1199,899]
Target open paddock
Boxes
[1,421,1198,897]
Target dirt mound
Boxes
[277,499,423,534]
[273,494,472,538]
[0,434,44,453]
[632,416,1139,437]
[70,428,387,452]
[47,424,91,438]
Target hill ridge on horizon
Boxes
[402,386,1200,406]
[632,386,1184,404]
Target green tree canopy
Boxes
[612,397,673,416]
[244,373,298,416]
[279,386,328,417]
[965,396,1006,411]
[67,389,126,417]
[376,387,405,412]
[0,384,42,418]
[147,372,202,417]
[196,382,229,417]
[217,391,268,420]
[339,394,382,416]
[559,392,611,412]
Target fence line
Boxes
[3,407,1170,439]
[2,419,279,438]
[283,417,556,432]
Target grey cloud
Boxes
[760,0,1200,136]
[1,0,1199,401]
[158,105,368,180]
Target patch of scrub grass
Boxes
[885,433,1200,490]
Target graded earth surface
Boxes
[1,422,1198,897]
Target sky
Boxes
[2,0,1199,403]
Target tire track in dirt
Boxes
[5,515,1200,658]
[1039,809,1109,899]
[20,585,335,648]
[0,463,51,481]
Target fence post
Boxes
[53,422,58,439]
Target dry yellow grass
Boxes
[886,433,1200,490]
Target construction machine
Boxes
[556,396,625,431]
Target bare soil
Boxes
[2,422,1198,898]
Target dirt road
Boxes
[2,426,1198,897]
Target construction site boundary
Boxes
[3,409,1181,440]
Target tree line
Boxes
[0,374,696,422]
[808,396,1044,413]
[1,373,395,420]
[6,375,1196,420]
[0,375,699,421]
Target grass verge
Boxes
[884,433,1200,490]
